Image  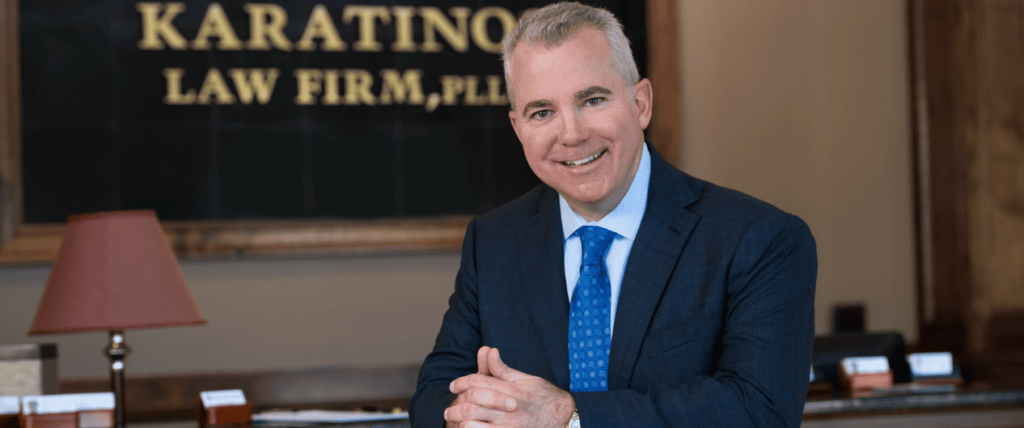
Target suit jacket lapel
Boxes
[519,187,572,388]
[607,145,702,390]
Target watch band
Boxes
[566,410,581,428]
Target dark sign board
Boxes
[19,1,648,224]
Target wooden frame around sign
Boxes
[0,0,681,265]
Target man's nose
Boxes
[558,109,588,145]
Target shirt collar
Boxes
[560,143,651,241]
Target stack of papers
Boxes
[253,409,408,424]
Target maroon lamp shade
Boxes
[29,210,206,335]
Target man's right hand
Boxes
[446,346,520,427]
[446,346,516,428]
[445,347,573,428]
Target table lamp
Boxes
[28,210,207,428]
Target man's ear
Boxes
[633,78,653,130]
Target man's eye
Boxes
[532,110,552,119]
[584,97,605,106]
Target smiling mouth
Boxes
[562,149,607,168]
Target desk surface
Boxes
[804,388,1024,416]
[131,387,1024,428]
[803,385,1024,428]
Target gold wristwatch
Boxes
[566,410,580,428]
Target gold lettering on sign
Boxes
[420,7,470,53]
[191,3,243,50]
[197,68,237,104]
[439,75,509,107]
[294,69,323,105]
[162,68,196,104]
[296,5,346,51]
[343,6,390,52]
[463,76,487,106]
[470,7,516,54]
[137,2,188,50]
[379,69,425,105]
[344,69,376,105]
[229,68,280,104]
[440,75,465,105]
[486,75,509,105]
[390,7,416,52]
[141,4,518,107]
[137,3,517,53]
[245,3,292,51]
[323,70,343,105]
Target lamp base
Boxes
[105,331,130,428]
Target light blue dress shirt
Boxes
[560,143,651,339]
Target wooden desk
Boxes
[60,365,1024,428]
[803,387,1024,428]
[804,409,1024,428]
[138,389,1024,428]
[60,366,420,423]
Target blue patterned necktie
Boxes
[569,226,615,392]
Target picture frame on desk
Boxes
[0,0,681,265]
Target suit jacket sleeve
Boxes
[572,213,817,428]
[409,219,483,428]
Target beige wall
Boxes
[679,0,915,340]
[0,255,460,378]
[0,0,917,380]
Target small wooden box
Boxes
[839,356,893,393]
[198,400,252,428]
[907,352,963,386]
[19,413,75,428]
[19,409,113,428]
[20,393,114,428]
[77,410,113,428]
[842,370,894,391]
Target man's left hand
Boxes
[445,346,575,428]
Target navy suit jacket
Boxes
[410,143,817,427]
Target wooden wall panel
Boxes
[913,0,1024,372]
[913,0,970,355]
[646,0,681,166]
[971,1,1024,346]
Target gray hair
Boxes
[501,2,640,110]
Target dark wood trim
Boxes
[646,0,682,167]
[907,0,924,349]
[60,365,420,423]
[907,0,931,352]
[0,215,472,265]
[0,0,20,254]
[0,0,682,265]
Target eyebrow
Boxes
[521,99,552,116]
[574,86,613,101]
[519,86,615,116]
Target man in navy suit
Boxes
[410,2,817,427]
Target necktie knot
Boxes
[578,226,615,268]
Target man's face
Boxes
[508,28,652,221]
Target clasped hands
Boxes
[444,346,575,428]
